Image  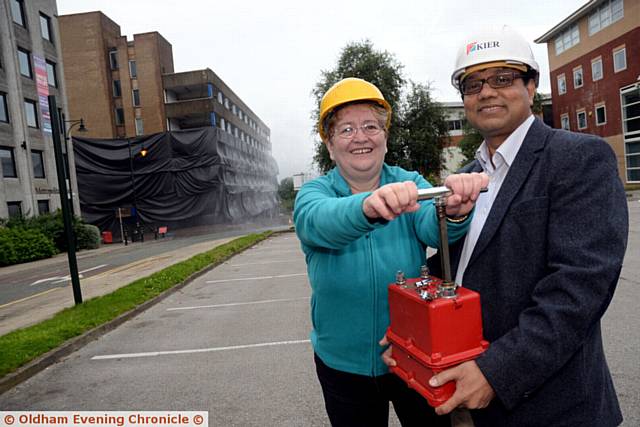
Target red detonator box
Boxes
[387,272,489,407]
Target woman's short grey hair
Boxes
[322,102,388,140]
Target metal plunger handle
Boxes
[417,186,488,201]
[424,186,488,291]
[435,197,452,284]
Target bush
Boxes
[0,228,56,266]
[0,230,18,266]
[4,211,87,252]
[76,223,101,250]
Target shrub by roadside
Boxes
[0,211,100,265]
[0,228,57,267]
[76,224,101,250]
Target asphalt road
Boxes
[0,200,638,426]
[0,221,286,306]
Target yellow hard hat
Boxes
[318,77,392,140]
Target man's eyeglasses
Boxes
[333,121,385,140]
[461,71,525,95]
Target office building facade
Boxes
[536,0,640,183]
[0,0,79,218]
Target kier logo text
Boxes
[467,41,500,55]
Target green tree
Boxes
[278,177,295,211]
[532,91,544,115]
[399,82,449,179]
[311,40,405,173]
[458,120,483,166]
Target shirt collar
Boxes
[475,115,535,170]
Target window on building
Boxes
[31,150,45,178]
[577,110,587,130]
[595,104,607,126]
[557,74,567,95]
[109,48,118,70]
[45,60,57,87]
[18,48,32,78]
[226,122,231,133]
[132,89,141,107]
[37,200,49,215]
[447,120,463,131]
[589,0,624,35]
[232,104,237,115]
[224,98,230,109]
[112,80,121,97]
[217,92,223,104]
[24,99,38,128]
[234,127,239,137]
[0,93,8,123]
[129,60,137,78]
[11,0,26,27]
[40,13,52,42]
[573,67,583,88]
[135,118,144,136]
[0,147,17,178]
[7,202,22,218]
[591,57,603,81]
[554,24,579,55]
[622,86,640,182]
[115,108,124,125]
[613,47,626,72]
[219,117,225,130]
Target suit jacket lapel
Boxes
[467,118,549,268]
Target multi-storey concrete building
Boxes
[536,0,640,183]
[58,11,174,139]
[164,68,272,152]
[0,0,79,218]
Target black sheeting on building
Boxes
[73,127,279,231]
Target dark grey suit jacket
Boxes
[431,118,628,426]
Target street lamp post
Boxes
[62,118,87,216]
[48,95,82,305]
[127,138,147,243]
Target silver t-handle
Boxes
[417,186,488,201]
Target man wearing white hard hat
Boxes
[424,26,628,426]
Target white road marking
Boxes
[166,297,310,311]
[91,339,311,360]
[29,264,109,286]
[205,273,306,284]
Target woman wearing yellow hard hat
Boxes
[294,77,488,426]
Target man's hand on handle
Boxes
[443,172,489,217]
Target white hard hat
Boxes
[451,26,539,90]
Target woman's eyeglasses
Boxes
[334,122,385,140]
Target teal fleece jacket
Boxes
[294,164,471,377]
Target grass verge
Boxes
[0,231,272,378]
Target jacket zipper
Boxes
[367,232,378,377]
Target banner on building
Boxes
[33,55,52,134]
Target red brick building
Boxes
[535,0,640,183]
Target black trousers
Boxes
[315,354,451,427]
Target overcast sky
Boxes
[57,0,587,180]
